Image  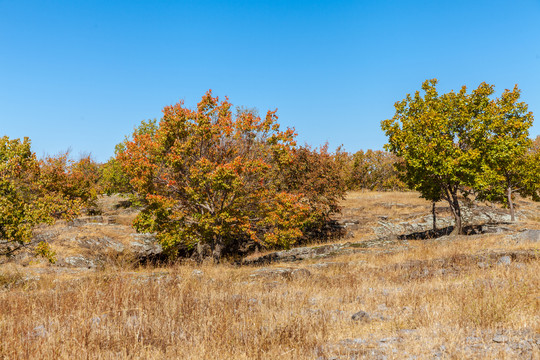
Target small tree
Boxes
[346,150,406,191]
[117,91,309,260]
[40,152,101,208]
[0,136,79,258]
[99,158,132,195]
[381,79,533,234]
[475,87,535,220]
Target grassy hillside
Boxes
[0,192,539,359]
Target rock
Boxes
[31,325,48,338]
[512,229,540,243]
[250,267,310,279]
[243,244,345,265]
[481,225,510,234]
[340,338,367,346]
[77,236,125,252]
[309,262,330,269]
[466,336,482,343]
[63,255,96,268]
[125,315,140,329]
[129,233,163,258]
[250,267,294,279]
[90,314,108,326]
[374,216,453,238]
[378,337,399,344]
[351,310,371,322]
[263,281,281,289]
[493,335,508,343]
[336,218,360,225]
[290,268,311,279]
[497,256,512,266]
[191,269,203,277]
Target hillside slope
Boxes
[0,192,539,359]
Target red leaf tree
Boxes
[117,91,311,260]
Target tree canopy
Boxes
[381,79,535,234]
[117,91,344,260]
[0,136,80,258]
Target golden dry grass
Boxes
[1,192,539,359]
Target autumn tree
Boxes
[346,150,406,191]
[40,151,101,208]
[0,136,79,258]
[117,92,309,260]
[275,144,347,239]
[381,79,534,234]
[98,120,158,197]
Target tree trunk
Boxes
[197,241,204,262]
[507,186,515,222]
[432,201,437,231]
[445,188,463,235]
[212,235,224,263]
[452,209,462,235]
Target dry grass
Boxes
[1,192,539,359]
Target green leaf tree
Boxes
[0,136,79,258]
[381,79,534,234]
[474,87,535,220]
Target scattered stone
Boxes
[466,336,482,343]
[262,281,281,289]
[129,234,163,258]
[77,236,125,252]
[511,229,540,243]
[243,244,345,265]
[290,268,311,279]
[250,267,311,279]
[492,335,508,343]
[351,310,371,322]
[191,270,203,277]
[340,338,367,346]
[31,325,48,338]
[399,329,417,336]
[63,255,96,268]
[125,315,140,329]
[497,256,512,266]
[90,314,108,326]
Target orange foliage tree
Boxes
[275,144,347,239]
[117,91,311,260]
[39,152,101,208]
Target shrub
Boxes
[345,150,406,191]
[0,136,79,257]
[275,144,347,240]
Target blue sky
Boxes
[1,0,539,162]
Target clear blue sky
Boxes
[1,0,539,162]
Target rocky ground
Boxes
[0,191,539,359]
